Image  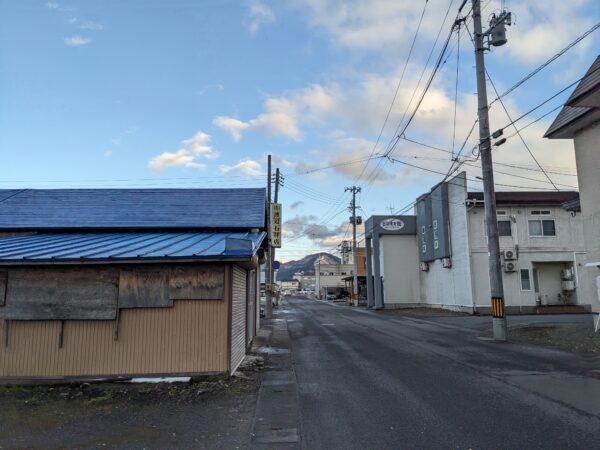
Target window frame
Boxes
[519,268,532,291]
[497,219,512,237]
[528,218,556,237]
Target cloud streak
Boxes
[63,36,91,46]
[148,131,218,172]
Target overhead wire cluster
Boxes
[279,4,598,257]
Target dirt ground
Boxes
[509,322,600,354]
[0,357,263,450]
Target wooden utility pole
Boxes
[273,168,281,307]
[345,186,361,306]
[265,154,273,319]
[472,0,508,341]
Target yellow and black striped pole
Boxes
[491,297,504,319]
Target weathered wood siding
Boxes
[230,265,247,374]
[1,267,119,320]
[0,271,6,307]
[118,267,171,308]
[0,300,228,378]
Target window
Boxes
[340,272,347,275]
[528,219,556,236]
[520,269,531,290]
[531,210,551,216]
[319,272,325,275]
[497,220,512,236]
[497,210,507,216]
[329,272,334,276]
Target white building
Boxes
[364,216,420,309]
[544,55,600,320]
[365,172,592,313]
[293,272,316,292]
[314,262,354,299]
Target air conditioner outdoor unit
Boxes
[504,261,516,272]
[442,257,452,268]
[419,262,429,272]
[503,249,517,260]
[561,280,576,291]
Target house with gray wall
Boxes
[544,54,600,323]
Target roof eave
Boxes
[0,255,257,266]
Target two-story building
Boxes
[314,261,354,299]
[292,272,316,292]
[364,172,592,313]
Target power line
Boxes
[363,0,459,190]
[494,63,600,132]
[489,21,600,106]
[353,0,430,185]
[463,22,560,191]
[400,135,577,176]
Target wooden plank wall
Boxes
[0,267,119,320]
[230,265,247,374]
[0,271,6,307]
[0,300,229,377]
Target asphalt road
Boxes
[283,297,600,450]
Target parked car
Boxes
[326,293,336,301]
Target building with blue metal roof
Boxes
[0,188,269,380]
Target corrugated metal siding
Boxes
[230,265,247,374]
[0,300,228,378]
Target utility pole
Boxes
[345,186,361,306]
[472,0,511,341]
[265,154,273,319]
[273,168,282,308]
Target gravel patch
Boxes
[509,323,600,354]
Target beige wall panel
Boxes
[0,300,228,378]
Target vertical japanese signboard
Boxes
[271,203,282,248]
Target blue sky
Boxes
[1,0,599,261]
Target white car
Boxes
[326,293,337,301]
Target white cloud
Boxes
[497,0,594,65]
[214,84,338,141]
[149,150,206,172]
[213,117,250,142]
[246,0,276,34]
[220,159,263,176]
[148,131,218,172]
[46,2,59,9]
[296,0,449,51]
[181,131,219,159]
[64,36,91,46]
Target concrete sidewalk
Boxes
[248,305,302,449]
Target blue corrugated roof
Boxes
[0,231,266,263]
[0,188,266,231]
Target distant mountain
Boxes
[276,252,341,281]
